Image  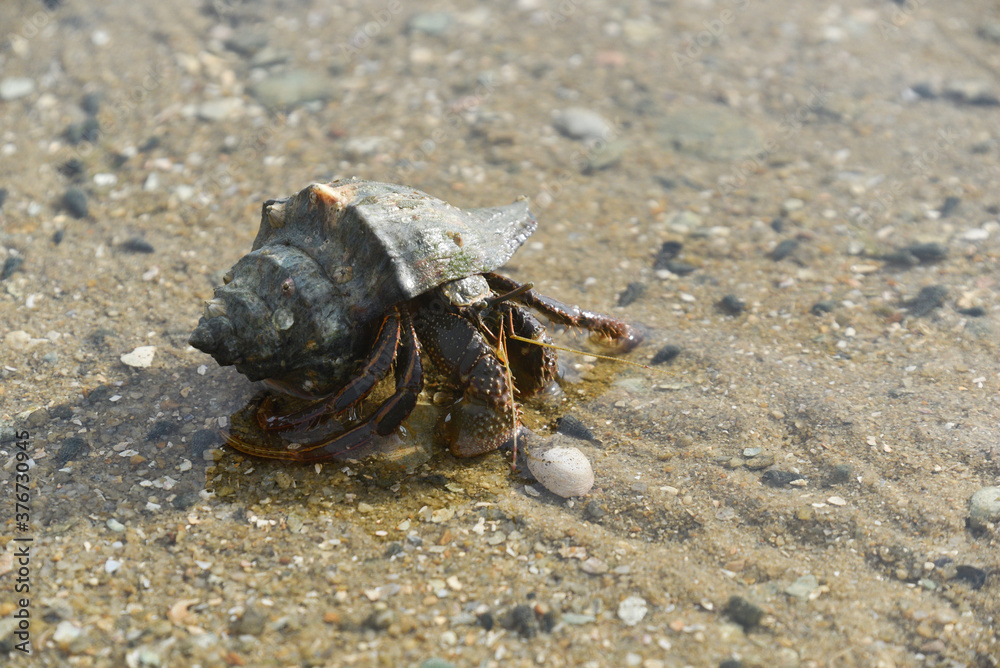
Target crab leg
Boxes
[415,305,519,457]
[259,311,401,431]
[484,272,643,352]
[231,312,423,461]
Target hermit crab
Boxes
[189,179,642,462]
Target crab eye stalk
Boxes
[280,277,295,296]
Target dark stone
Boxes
[539,610,558,633]
[64,116,101,145]
[62,188,89,219]
[662,260,696,276]
[953,565,988,590]
[719,660,744,668]
[1,256,24,281]
[717,294,746,316]
[724,595,764,630]
[939,196,961,218]
[617,281,646,307]
[770,217,784,233]
[0,187,7,209]
[904,285,948,317]
[58,158,85,180]
[583,500,606,521]
[138,136,161,152]
[54,436,88,467]
[50,405,74,420]
[822,464,853,486]
[383,542,404,558]
[957,307,986,317]
[810,300,836,316]
[910,82,937,99]
[52,229,64,244]
[556,415,596,442]
[188,429,218,458]
[760,469,804,488]
[121,237,155,254]
[80,92,101,115]
[145,420,176,442]
[171,491,201,510]
[501,604,537,638]
[651,344,681,365]
[770,239,798,261]
[653,241,683,269]
[477,611,494,631]
[905,242,948,263]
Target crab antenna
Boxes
[478,281,536,310]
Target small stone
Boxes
[251,70,329,110]
[580,557,608,574]
[408,11,453,35]
[759,469,805,488]
[420,659,456,668]
[553,107,613,142]
[943,79,999,106]
[63,188,89,219]
[781,198,805,214]
[785,574,819,599]
[651,344,681,365]
[357,502,375,514]
[968,486,1000,530]
[52,620,84,651]
[724,596,764,629]
[197,97,243,122]
[0,77,36,101]
[106,518,126,533]
[959,227,989,241]
[230,606,268,636]
[105,558,122,574]
[561,613,596,625]
[770,239,799,261]
[617,596,648,626]
[55,436,88,467]
[5,330,31,351]
[810,300,836,316]
[823,464,852,486]
[121,238,155,254]
[717,294,746,316]
[617,281,646,307]
[27,408,49,427]
[827,496,847,506]
[904,285,947,317]
[121,346,156,368]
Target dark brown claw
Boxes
[484,272,644,352]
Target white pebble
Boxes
[525,437,594,497]
[617,596,648,626]
[104,558,122,574]
[121,346,156,368]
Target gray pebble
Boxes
[724,595,764,629]
[63,188,89,219]
[658,107,764,161]
[251,70,329,110]
[553,107,613,142]
[408,12,452,36]
[784,574,819,599]
[968,486,1000,530]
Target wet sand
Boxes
[1,0,999,665]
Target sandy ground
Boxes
[1,0,999,666]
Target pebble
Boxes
[651,344,681,365]
[63,188,89,219]
[251,70,329,109]
[524,434,594,497]
[197,97,243,122]
[555,415,597,442]
[561,612,596,625]
[105,558,122,574]
[617,281,646,307]
[552,107,613,142]
[770,239,798,261]
[106,518,126,533]
[785,574,819,599]
[0,187,7,209]
[942,79,998,106]
[408,12,453,36]
[121,238,155,254]
[968,486,1000,530]
[617,596,648,626]
[0,77,36,101]
[658,108,764,161]
[580,557,608,574]
[420,659,456,668]
[52,620,84,651]
[904,285,947,317]
[121,346,157,368]
[716,294,746,316]
[959,227,989,241]
[724,596,764,629]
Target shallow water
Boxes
[2,0,999,665]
